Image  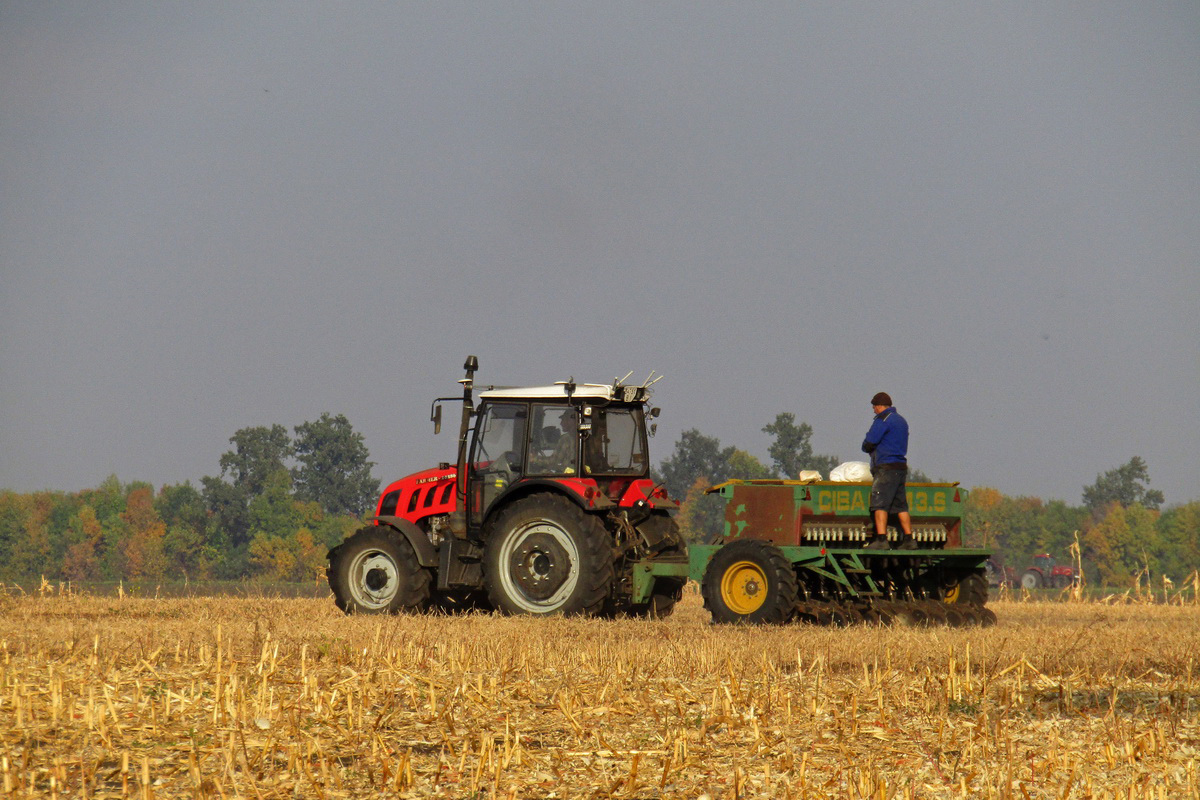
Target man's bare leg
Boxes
[866,509,891,549]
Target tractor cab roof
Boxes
[478,380,656,405]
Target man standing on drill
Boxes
[862,392,915,550]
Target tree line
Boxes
[0,411,1193,588]
[0,413,379,585]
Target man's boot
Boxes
[865,535,891,550]
[895,535,918,550]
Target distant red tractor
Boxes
[1020,554,1076,590]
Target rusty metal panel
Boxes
[722,483,802,545]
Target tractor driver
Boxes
[534,410,578,474]
[862,392,916,550]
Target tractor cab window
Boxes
[526,404,579,476]
[583,406,646,476]
[470,403,527,516]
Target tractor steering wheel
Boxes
[489,451,519,486]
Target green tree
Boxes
[156,482,207,535]
[1082,456,1164,515]
[762,413,839,478]
[728,449,773,481]
[0,492,23,580]
[1083,503,1161,586]
[155,482,212,578]
[202,425,293,562]
[62,505,104,581]
[245,471,325,579]
[1155,502,1200,581]
[963,487,1005,549]
[1038,500,1089,560]
[658,429,736,502]
[906,466,933,483]
[219,425,293,499]
[670,450,772,543]
[246,472,305,539]
[7,492,55,581]
[291,413,379,517]
[201,475,252,550]
[675,477,725,543]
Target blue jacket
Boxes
[862,407,908,468]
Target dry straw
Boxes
[0,587,1196,798]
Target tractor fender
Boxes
[481,480,602,530]
[369,516,440,568]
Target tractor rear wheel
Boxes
[1020,569,1042,590]
[702,539,798,624]
[327,526,432,614]
[484,494,613,616]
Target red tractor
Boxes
[326,356,686,617]
[1020,554,1076,590]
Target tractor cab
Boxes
[466,384,655,529]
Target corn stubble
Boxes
[0,589,1197,799]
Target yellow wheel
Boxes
[720,560,769,615]
[944,571,988,606]
[702,540,797,624]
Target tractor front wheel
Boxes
[484,494,613,616]
[327,526,432,614]
[702,539,798,624]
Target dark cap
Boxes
[870,392,892,407]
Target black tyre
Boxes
[1052,574,1071,590]
[483,494,613,616]
[702,539,798,624]
[886,602,926,627]
[1020,569,1042,590]
[945,571,988,606]
[327,526,432,614]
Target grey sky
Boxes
[2,3,1197,506]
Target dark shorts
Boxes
[870,468,909,513]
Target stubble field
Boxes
[0,589,1196,799]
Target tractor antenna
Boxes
[643,371,663,388]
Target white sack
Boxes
[797,470,823,482]
[829,461,872,482]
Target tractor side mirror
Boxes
[432,403,442,434]
[649,407,660,418]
